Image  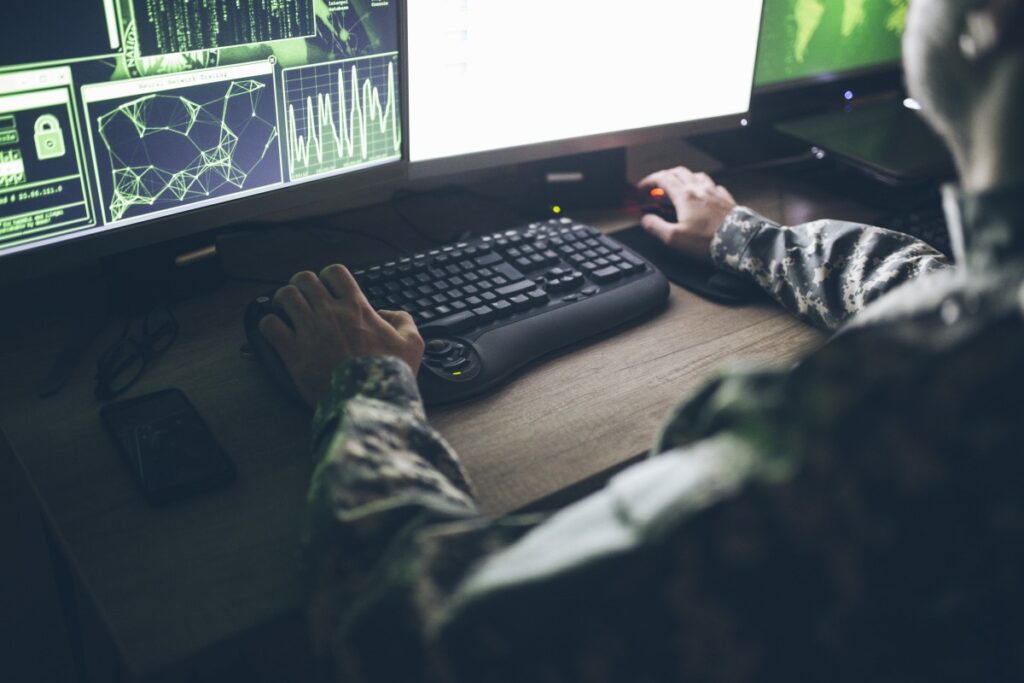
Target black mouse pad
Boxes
[610,225,764,305]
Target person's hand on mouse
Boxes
[258,265,425,408]
[638,167,737,262]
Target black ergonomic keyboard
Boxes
[245,218,670,405]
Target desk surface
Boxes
[0,170,860,680]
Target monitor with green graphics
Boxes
[0,0,403,269]
[755,0,908,90]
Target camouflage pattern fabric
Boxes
[305,186,1024,681]
[711,208,950,332]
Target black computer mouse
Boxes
[244,295,306,405]
[638,186,678,223]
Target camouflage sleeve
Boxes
[710,207,951,332]
[304,353,809,682]
[304,356,480,659]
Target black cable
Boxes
[223,274,289,287]
[388,187,464,245]
[388,184,535,246]
[330,228,412,256]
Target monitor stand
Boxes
[772,97,956,188]
[687,123,816,172]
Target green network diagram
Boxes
[91,79,280,223]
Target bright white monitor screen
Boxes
[408,0,765,164]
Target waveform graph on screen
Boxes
[282,53,402,181]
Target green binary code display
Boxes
[755,0,908,87]
[132,0,316,57]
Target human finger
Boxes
[692,172,716,189]
[319,264,371,310]
[258,313,298,364]
[272,285,314,332]
[378,309,419,336]
[669,166,698,184]
[641,213,679,245]
[290,271,332,311]
[714,184,736,204]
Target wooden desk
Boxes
[0,171,848,681]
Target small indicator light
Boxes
[552,205,562,214]
[649,187,666,198]
[844,90,855,101]
[740,118,749,127]
[452,371,463,376]
[903,98,922,111]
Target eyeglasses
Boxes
[94,307,179,402]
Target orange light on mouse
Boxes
[649,188,666,198]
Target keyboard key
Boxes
[510,294,531,311]
[421,310,477,333]
[592,266,623,284]
[473,305,496,322]
[496,280,536,297]
[494,263,524,280]
[527,288,549,304]
[492,300,514,316]
[476,253,502,266]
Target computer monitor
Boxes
[754,0,908,92]
[405,0,765,179]
[0,0,404,278]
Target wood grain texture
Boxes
[0,172,850,678]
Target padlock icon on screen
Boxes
[34,114,66,161]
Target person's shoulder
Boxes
[789,266,1024,436]
[841,266,1022,343]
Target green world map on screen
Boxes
[755,0,909,87]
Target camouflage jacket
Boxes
[305,186,1024,682]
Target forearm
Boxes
[711,207,951,332]
[305,357,480,656]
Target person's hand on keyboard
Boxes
[258,265,425,407]
[638,166,737,262]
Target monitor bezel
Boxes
[750,62,905,122]
[0,3,413,284]
[754,59,902,95]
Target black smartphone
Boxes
[101,389,236,505]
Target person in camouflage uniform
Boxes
[258,0,1024,679]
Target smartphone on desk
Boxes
[101,389,236,505]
